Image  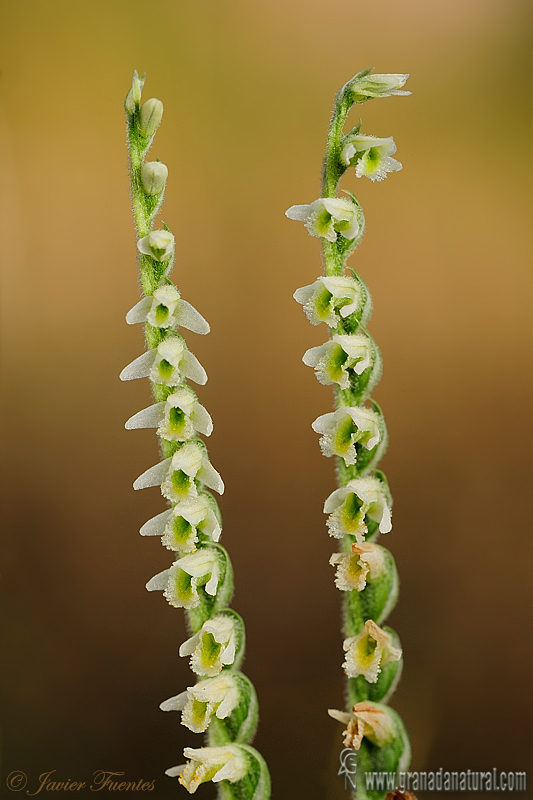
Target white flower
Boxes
[312,406,382,466]
[160,674,240,733]
[125,386,212,443]
[179,614,237,677]
[324,475,392,540]
[166,745,247,793]
[329,543,385,592]
[119,336,207,386]
[139,494,221,553]
[303,333,375,390]
[161,441,223,502]
[293,275,372,328]
[132,442,223,504]
[125,285,210,334]
[328,701,395,750]
[137,228,174,261]
[145,548,220,609]
[341,134,402,182]
[342,620,402,683]
[159,387,213,441]
[285,197,360,243]
[349,70,411,102]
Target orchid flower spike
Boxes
[286,67,410,780]
[124,71,270,798]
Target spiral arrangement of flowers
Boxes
[286,69,412,799]
[121,71,270,800]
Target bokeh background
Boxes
[1,1,531,798]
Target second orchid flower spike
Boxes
[286,67,411,799]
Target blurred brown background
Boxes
[1,0,531,798]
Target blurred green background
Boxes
[1,0,531,797]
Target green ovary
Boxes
[200,632,223,669]
[357,634,378,667]
[154,303,169,324]
[158,358,174,380]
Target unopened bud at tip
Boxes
[141,161,169,195]
[125,70,145,114]
[139,98,163,137]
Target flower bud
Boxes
[124,70,145,114]
[347,69,411,103]
[141,161,168,195]
[139,98,163,137]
